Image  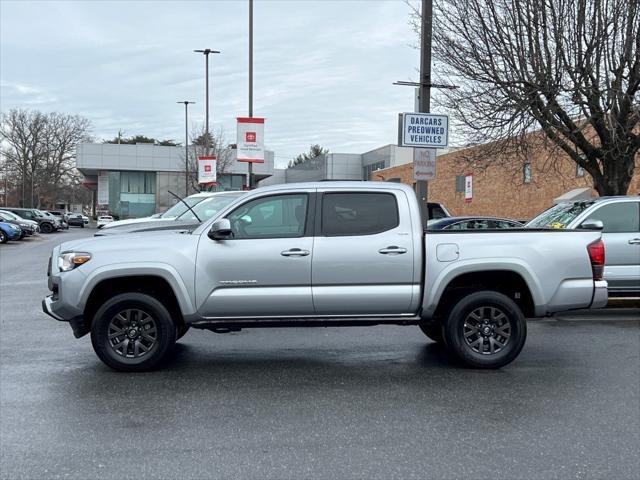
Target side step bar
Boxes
[191,315,423,332]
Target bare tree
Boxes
[410,0,640,195]
[1,109,92,207]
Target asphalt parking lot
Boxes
[1,228,638,480]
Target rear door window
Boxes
[321,192,399,236]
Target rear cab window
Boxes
[321,192,399,236]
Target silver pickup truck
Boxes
[43,182,608,372]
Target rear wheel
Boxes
[40,222,53,234]
[0,231,7,243]
[418,324,444,343]
[90,293,176,372]
[443,291,526,369]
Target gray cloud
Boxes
[1,0,420,167]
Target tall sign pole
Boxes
[248,0,254,189]
[194,49,220,157]
[177,101,195,196]
[416,0,433,227]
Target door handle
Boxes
[281,248,310,257]
[629,238,640,245]
[378,246,408,255]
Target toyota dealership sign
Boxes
[237,117,265,163]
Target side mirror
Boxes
[208,218,233,240]
[580,219,604,230]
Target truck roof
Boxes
[255,181,415,194]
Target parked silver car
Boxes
[526,196,640,296]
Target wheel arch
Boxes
[80,266,195,329]
[425,267,540,321]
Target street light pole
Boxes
[248,0,254,189]
[193,49,220,156]
[177,101,195,196]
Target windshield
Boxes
[526,202,594,228]
[34,209,47,217]
[160,196,207,219]
[0,211,21,221]
[177,193,245,222]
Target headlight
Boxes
[58,252,92,272]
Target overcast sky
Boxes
[1,0,421,167]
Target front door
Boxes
[311,190,417,315]
[196,191,315,317]
[582,200,640,294]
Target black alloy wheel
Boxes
[91,293,176,372]
[443,291,527,369]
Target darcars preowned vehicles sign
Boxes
[401,113,449,148]
[237,117,265,163]
[198,156,217,185]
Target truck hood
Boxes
[94,219,200,236]
[58,229,197,254]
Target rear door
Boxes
[311,189,417,315]
[581,200,640,294]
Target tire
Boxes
[81,224,85,228]
[90,293,176,372]
[443,291,526,369]
[418,324,444,343]
[0,231,7,244]
[40,222,53,234]
[176,324,190,341]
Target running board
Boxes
[191,315,423,331]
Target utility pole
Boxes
[177,101,195,196]
[194,49,220,155]
[415,0,433,225]
[247,0,254,189]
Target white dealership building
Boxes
[76,143,274,218]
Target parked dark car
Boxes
[0,210,39,237]
[0,221,22,243]
[65,213,85,228]
[427,216,524,230]
[2,207,61,233]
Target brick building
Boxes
[371,140,640,221]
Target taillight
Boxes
[587,239,605,281]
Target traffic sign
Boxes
[413,148,436,181]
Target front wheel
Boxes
[0,231,7,243]
[90,293,176,372]
[443,291,526,369]
[40,222,53,234]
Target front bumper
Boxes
[42,295,64,321]
[42,295,89,338]
[591,280,609,309]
